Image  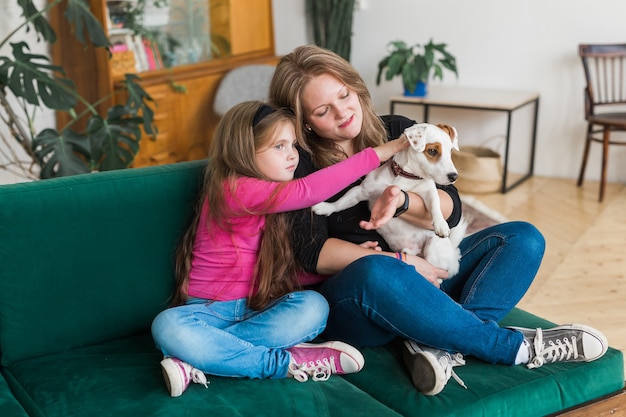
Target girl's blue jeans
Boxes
[151,290,328,379]
[318,221,545,365]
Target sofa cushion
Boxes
[3,332,402,417]
[3,309,623,417]
[344,308,625,417]
[0,161,205,365]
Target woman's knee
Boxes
[331,255,418,295]
[505,221,546,257]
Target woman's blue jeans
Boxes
[318,221,545,365]
[151,290,328,379]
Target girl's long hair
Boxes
[269,45,387,169]
[171,101,300,310]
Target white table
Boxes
[389,86,540,193]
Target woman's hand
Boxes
[403,254,449,288]
[359,185,404,230]
[359,241,382,251]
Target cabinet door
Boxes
[131,73,221,167]
[131,83,182,167]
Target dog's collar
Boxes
[390,159,422,180]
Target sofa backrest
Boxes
[0,161,205,366]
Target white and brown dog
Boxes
[313,123,467,276]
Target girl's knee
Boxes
[297,290,329,318]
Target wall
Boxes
[272,0,626,183]
[2,1,624,184]
[0,0,50,184]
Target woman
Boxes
[268,45,608,396]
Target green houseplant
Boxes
[306,0,356,61]
[0,0,156,180]
[376,39,458,96]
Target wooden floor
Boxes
[465,176,626,372]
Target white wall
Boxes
[0,0,49,184]
[273,0,626,183]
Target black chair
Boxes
[578,43,626,202]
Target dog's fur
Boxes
[312,123,467,276]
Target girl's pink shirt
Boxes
[187,148,380,301]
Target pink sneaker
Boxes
[160,357,209,397]
[286,341,365,382]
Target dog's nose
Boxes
[448,172,458,183]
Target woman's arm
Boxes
[360,186,455,230]
[316,238,448,287]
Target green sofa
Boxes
[0,160,623,417]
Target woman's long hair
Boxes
[269,45,387,169]
[171,101,300,310]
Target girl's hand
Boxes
[359,241,382,251]
[372,137,409,162]
[403,254,449,288]
[360,185,404,230]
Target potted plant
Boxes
[0,0,157,180]
[376,39,458,97]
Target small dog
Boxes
[313,123,467,276]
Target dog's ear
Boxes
[437,124,459,151]
[404,124,427,152]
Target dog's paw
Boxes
[312,202,336,216]
[433,221,451,238]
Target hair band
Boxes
[252,104,276,127]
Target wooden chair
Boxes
[578,43,626,202]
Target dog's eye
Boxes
[426,149,439,157]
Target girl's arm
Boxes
[234,139,408,213]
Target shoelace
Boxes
[527,328,579,369]
[288,357,334,382]
[440,352,468,389]
[190,368,209,388]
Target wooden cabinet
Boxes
[49,0,277,167]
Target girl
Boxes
[269,45,608,396]
[150,100,408,397]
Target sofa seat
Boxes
[3,333,400,417]
[2,309,622,417]
[344,308,624,417]
[0,372,28,417]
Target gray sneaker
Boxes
[402,340,467,396]
[509,324,608,369]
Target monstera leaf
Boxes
[17,0,56,43]
[0,41,76,110]
[86,106,143,171]
[63,0,110,48]
[32,128,91,179]
[122,74,157,136]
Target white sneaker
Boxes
[402,340,467,395]
[160,357,209,397]
[509,324,608,369]
[287,341,365,382]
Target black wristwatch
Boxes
[393,190,409,218]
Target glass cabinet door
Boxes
[107,0,231,73]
